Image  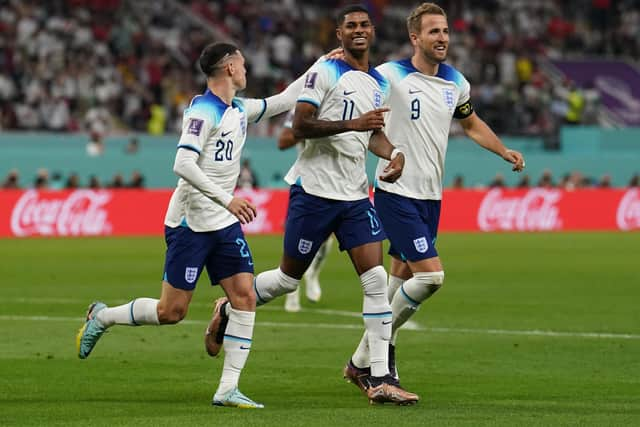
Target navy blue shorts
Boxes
[163,222,254,290]
[374,189,441,262]
[283,185,385,261]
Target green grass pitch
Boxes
[0,232,639,426]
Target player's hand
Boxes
[351,108,389,131]
[323,47,344,60]
[227,197,257,224]
[503,149,525,172]
[380,152,404,183]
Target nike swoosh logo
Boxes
[409,89,422,94]
[240,345,251,350]
[221,130,232,137]
[382,320,392,325]
[248,261,254,266]
[372,229,381,235]
[343,90,356,96]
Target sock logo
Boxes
[382,320,392,325]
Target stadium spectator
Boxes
[537,169,555,188]
[33,169,49,189]
[451,174,464,189]
[127,170,145,188]
[88,175,101,189]
[489,173,507,188]
[66,173,80,189]
[124,137,139,154]
[109,173,125,188]
[86,131,105,157]
[598,174,612,188]
[629,173,640,187]
[2,169,20,189]
[517,174,531,188]
[236,159,258,190]
[49,171,65,190]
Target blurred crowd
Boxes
[1,0,639,140]
[1,168,145,190]
[3,167,638,190]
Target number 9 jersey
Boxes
[374,59,472,200]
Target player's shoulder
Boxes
[376,58,417,81]
[434,63,469,89]
[185,89,230,124]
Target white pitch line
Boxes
[1,315,638,339]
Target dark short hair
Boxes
[335,4,370,26]
[199,42,240,77]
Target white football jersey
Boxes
[374,59,471,200]
[284,59,390,201]
[164,89,266,231]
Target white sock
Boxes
[254,268,299,305]
[96,298,159,327]
[387,275,406,303]
[390,272,444,345]
[360,266,391,377]
[351,274,405,368]
[215,307,255,397]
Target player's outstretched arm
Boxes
[292,104,389,140]
[368,130,404,183]
[459,112,526,172]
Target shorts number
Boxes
[215,140,233,161]
[235,238,250,258]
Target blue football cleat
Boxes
[76,302,107,359]
[212,388,264,409]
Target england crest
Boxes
[298,239,313,255]
[413,237,428,253]
[373,90,382,108]
[185,267,198,284]
[442,88,455,110]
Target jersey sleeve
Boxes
[237,98,268,124]
[176,110,215,154]
[296,62,331,109]
[453,75,474,119]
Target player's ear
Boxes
[336,27,343,43]
[409,32,418,47]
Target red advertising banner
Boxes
[0,188,638,238]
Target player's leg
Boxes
[254,185,335,305]
[76,225,205,359]
[199,224,262,408]
[339,200,418,404]
[303,235,334,302]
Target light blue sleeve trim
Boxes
[253,99,268,123]
[297,98,320,108]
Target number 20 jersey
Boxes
[164,89,266,232]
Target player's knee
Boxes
[360,265,387,297]
[405,271,445,303]
[157,303,188,324]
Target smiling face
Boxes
[411,13,449,64]
[336,11,375,55]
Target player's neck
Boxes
[207,80,235,105]
[343,50,370,72]
[411,54,439,76]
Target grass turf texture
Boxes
[0,232,639,426]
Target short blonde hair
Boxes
[406,2,447,34]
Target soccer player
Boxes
[251,4,417,405]
[76,42,329,409]
[277,107,335,312]
[344,2,526,391]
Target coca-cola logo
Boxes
[233,188,272,234]
[477,188,562,231]
[616,189,640,231]
[11,190,112,237]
